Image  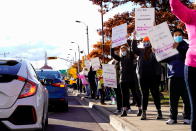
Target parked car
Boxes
[36,70,68,111]
[0,58,48,131]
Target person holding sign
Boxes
[131,35,163,120]
[88,66,97,99]
[170,0,196,129]
[111,44,135,117]
[96,66,106,105]
[161,29,190,125]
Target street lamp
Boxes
[69,49,77,62]
[75,20,89,55]
[71,42,81,73]
[100,1,105,63]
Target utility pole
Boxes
[101,1,105,64]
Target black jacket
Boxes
[161,40,188,78]
[87,66,96,83]
[111,47,135,83]
[131,40,162,79]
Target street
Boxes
[46,94,108,131]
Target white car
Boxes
[0,59,48,131]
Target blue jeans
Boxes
[85,84,91,96]
[185,65,196,131]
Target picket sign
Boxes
[112,23,127,48]
[102,64,117,88]
[90,57,100,71]
[148,22,178,62]
[135,8,155,38]
[85,60,91,69]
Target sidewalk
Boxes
[73,90,190,131]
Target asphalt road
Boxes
[46,95,104,131]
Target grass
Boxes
[148,91,183,107]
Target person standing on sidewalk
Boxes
[88,66,97,99]
[132,36,163,120]
[111,58,122,114]
[170,0,196,130]
[161,29,191,125]
[96,66,106,105]
[78,68,91,97]
[111,44,135,117]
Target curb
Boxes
[74,91,140,131]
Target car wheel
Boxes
[58,100,68,112]
[64,100,68,112]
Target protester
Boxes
[160,29,191,124]
[132,36,162,120]
[111,43,135,117]
[88,66,97,99]
[78,68,91,97]
[111,58,122,114]
[96,67,106,105]
[170,0,196,129]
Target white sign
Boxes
[85,60,91,69]
[148,22,178,62]
[90,57,100,71]
[102,64,117,88]
[112,23,127,48]
[135,8,155,38]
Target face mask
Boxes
[143,42,151,48]
[174,36,183,43]
[121,51,127,56]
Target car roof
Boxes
[0,57,22,62]
[37,69,59,72]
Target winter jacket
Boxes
[162,40,188,78]
[131,40,162,79]
[111,46,135,83]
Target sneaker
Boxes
[114,110,121,114]
[166,119,177,124]
[141,111,146,120]
[184,119,191,125]
[121,110,127,117]
[137,109,142,116]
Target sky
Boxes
[0,0,134,70]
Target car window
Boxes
[0,60,21,75]
[36,71,61,79]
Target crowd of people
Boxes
[75,0,196,130]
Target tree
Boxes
[87,40,112,63]
[89,0,193,39]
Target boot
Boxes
[121,109,127,117]
[141,110,146,120]
[157,110,163,120]
[137,109,142,116]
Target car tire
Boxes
[58,100,68,112]
[64,100,68,112]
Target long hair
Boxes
[143,47,152,60]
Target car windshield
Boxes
[36,71,61,79]
[0,60,21,75]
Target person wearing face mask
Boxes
[160,29,191,125]
[131,36,162,120]
[170,0,196,130]
[111,44,135,117]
